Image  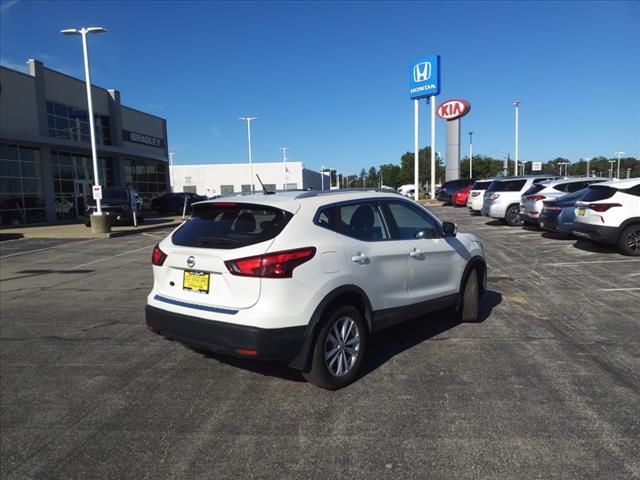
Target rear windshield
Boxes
[172,203,292,249]
[487,179,526,192]
[555,188,588,204]
[471,180,492,190]
[523,184,546,196]
[580,186,617,202]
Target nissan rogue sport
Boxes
[146,190,487,389]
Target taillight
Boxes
[226,247,316,278]
[527,195,546,201]
[588,203,622,212]
[152,244,167,266]
[488,193,500,200]
[471,192,480,197]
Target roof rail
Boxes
[294,187,401,200]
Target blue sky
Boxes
[1,0,639,174]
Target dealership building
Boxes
[0,59,169,226]
[171,162,329,196]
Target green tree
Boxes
[460,155,506,179]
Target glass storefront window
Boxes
[0,144,45,227]
[46,100,112,146]
[123,158,169,208]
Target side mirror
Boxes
[442,221,457,237]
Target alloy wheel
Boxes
[324,316,360,377]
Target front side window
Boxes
[382,201,440,240]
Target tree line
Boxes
[336,152,639,190]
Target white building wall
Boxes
[172,162,306,196]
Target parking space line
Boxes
[0,238,100,260]
[597,288,640,292]
[545,259,640,266]
[73,244,155,269]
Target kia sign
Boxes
[437,99,471,121]
[409,55,440,99]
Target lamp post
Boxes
[513,101,520,176]
[168,152,175,192]
[614,151,625,180]
[61,26,106,216]
[608,160,616,179]
[239,117,257,193]
[559,161,570,176]
[468,131,473,178]
[279,147,288,190]
[583,157,592,177]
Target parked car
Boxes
[146,190,487,389]
[436,179,476,205]
[520,177,607,226]
[151,192,206,215]
[452,184,472,207]
[481,176,557,226]
[466,179,495,213]
[572,178,640,256]
[538,187,590,234]
[84,187,144,227]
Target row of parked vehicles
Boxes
[436,175,640,256]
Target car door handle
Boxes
[409,249,424,258]
[351,253,369,264]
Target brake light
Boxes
[226,247,316,278]
[588,203,622,212]
[152,244,167,266]
[488,193,500,200]
[527,195,546,201]
[471,192,480,197]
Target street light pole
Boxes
[608,160,616,179]
[279,147,288,190]
[168,152,175,193]
[239,117,257,193]
[614,151,625,179]
[513,101,520,176]
[61,26,106,215]
[468,131,473,178]
[583,157,592,177]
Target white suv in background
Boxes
[481,176,556,226]
[146,190,487,389]
[573,178,640,256]
[519,177,607,226]
[467,178,496,213]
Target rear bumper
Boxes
[519,213,540,225]
[571,222,619,244]
[146,305,306,362]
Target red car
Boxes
[452,184,472,207]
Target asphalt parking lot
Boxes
[1,205,639,480]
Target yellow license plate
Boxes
[183,271,210,294]
[577,208,586,216]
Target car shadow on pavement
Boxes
[540,231,574,241]
[361,289,502,379]
[572,239,621,255]
[484,220,505,227]
[197,290,502,385]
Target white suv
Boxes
[519,177,607,226]
[573,178,640,256]
[146,190,487,389]
[467,179,495,213]
[481,176,557,226]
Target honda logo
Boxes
[186,256,196,268]
[413,62,431,83]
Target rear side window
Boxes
[172,203,292,249]
[316,202,388,241]
[490,180,526,192]
[580,186,617,202]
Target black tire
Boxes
[458,269,481,323]
[504,205,523,226]
[618,224,640,256]
[302,305,368,390]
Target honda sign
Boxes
[409,55,440,99]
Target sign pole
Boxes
[414,99,419,201]
[430,97,436,199]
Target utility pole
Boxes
[239,116,258,193]
[279,147,288,190]
[513,101,520,176]
[614,151,625,180]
